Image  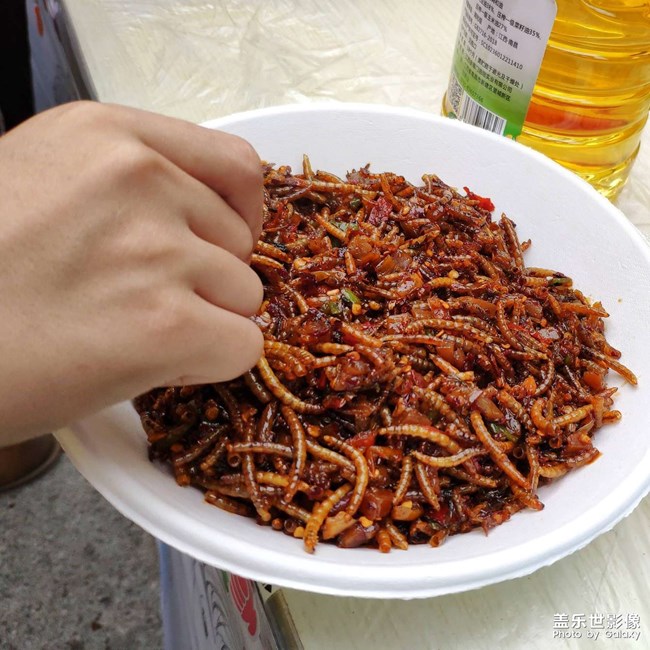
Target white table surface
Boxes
[59,1,650,648]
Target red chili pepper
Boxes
[463,187,495,212]
[429,501,450,526]
[348,430,377,449]
[368,196,393,225]
[508,322,529,333]
[531,331,556,346]
[410,370,428,389]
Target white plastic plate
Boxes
[57,103,650,599]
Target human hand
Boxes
[0,101,264,443]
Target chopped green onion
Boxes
[550,276,572,286]
[349,197,362,210]
[322,300,343,315]
[334,220,359,233]
[341,288,361,305]
[489,422,518,442]
[426,409,440,423]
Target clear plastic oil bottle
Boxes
[442,0,650,200]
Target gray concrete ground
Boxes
[0,451,163,650]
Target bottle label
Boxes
[446,0,557,138]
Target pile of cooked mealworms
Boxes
[134,157,636,553]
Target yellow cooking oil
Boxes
[442,0,650,200]
[520,0,650,199]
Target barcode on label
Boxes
[447,73,464,115]
[458,93,506,135]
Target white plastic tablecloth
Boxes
[58,1,650,648]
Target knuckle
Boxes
[115,141,166,183]
[230,135,262,171]
[230,137,264,194]
[58,100,112,126]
